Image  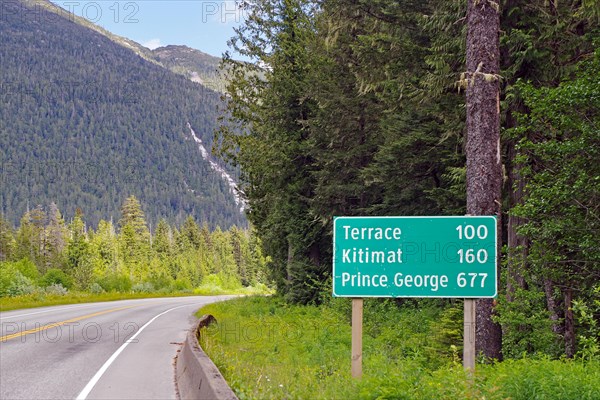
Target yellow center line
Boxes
[0,304,141,342]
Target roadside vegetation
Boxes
[0,196,272,311]
[217,0,600,362]
[198,296,600,400]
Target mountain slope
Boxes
[151,45,226,93]
[0,0,246,228]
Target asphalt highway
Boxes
[0,295,235,399]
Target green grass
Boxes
[0,291,196,312]
[196,296,600,400]
[0,285,272,312]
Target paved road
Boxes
[0,296,234,400]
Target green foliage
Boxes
[506,48,600,356]
[97,273,132,293]
[572,284,600,360]
[45,283,68,296]
[67,212,93,289]
[0,263,37,297]
[0,216,15,261]
[495,285,561,358]
[430,302,464,361]
[481,358,600,400]
[88,282,105,294]
[0,290,220,312]
[40,269,73,290]
[198,296,600,399]
[131,282,155,293]
[0,263,14,297]
[1,199,271,299]
[7,272,36,297]
[215,0,599,360]
[11,258,40,281]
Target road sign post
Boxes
[351,298,363,379]
[464,299,476,371]
[333,216,497,376]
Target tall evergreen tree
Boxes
[218,0,323,302]
[180,216,202,251]
[0,216,15,261]
[89,219,119,278]
[120,195,151,240]
[44,202,68,271]
[67,210,92,289]
[153,218,173,258]
[118,195,151,280]
[465,0,503,360]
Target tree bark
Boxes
[543,278,562,335]
[564,287,575,358]
[466,0,503,360]
[506,140,528,301]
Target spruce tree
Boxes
[465,0,503,360]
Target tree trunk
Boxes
[543,278,562,336]
[564,287,575,358]
[465,0,503,361]
[506,140,528,301]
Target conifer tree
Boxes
[67,210,93,289]
[45,202,67,270]
[465,0,502,360]
[89,219,119,277]
[0,216,15,261]
[153,218,173,258]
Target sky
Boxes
[49,0,248,57]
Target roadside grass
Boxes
[0,285,272,312]
[197,296,600,400]
[0,291,191,312]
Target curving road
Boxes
[0,296,235,400]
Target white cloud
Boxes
[142,38,162,50]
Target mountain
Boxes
[151,46,226,93]
[0,0,246,228]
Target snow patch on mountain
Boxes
[187,123,246,212]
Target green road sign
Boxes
[333,216,497,298]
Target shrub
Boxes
[132,282,155,293]
[0,262,17,296]
[573,284,600,360]
[172,278,192,291]
[484,358,600,400]
[495,285,561,358]
[45,283,68,295]
[149,274,173,291]
[1,259,40,296]
[13,258,40,281]
[89,282,105,294]
[40,269,74,290]
[7,271,37,296]
[98,273,132,292]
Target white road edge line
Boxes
[76,303,195,400]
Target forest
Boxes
[0,196,269,298]
[216,0,600,361]
[0,0,245,229]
